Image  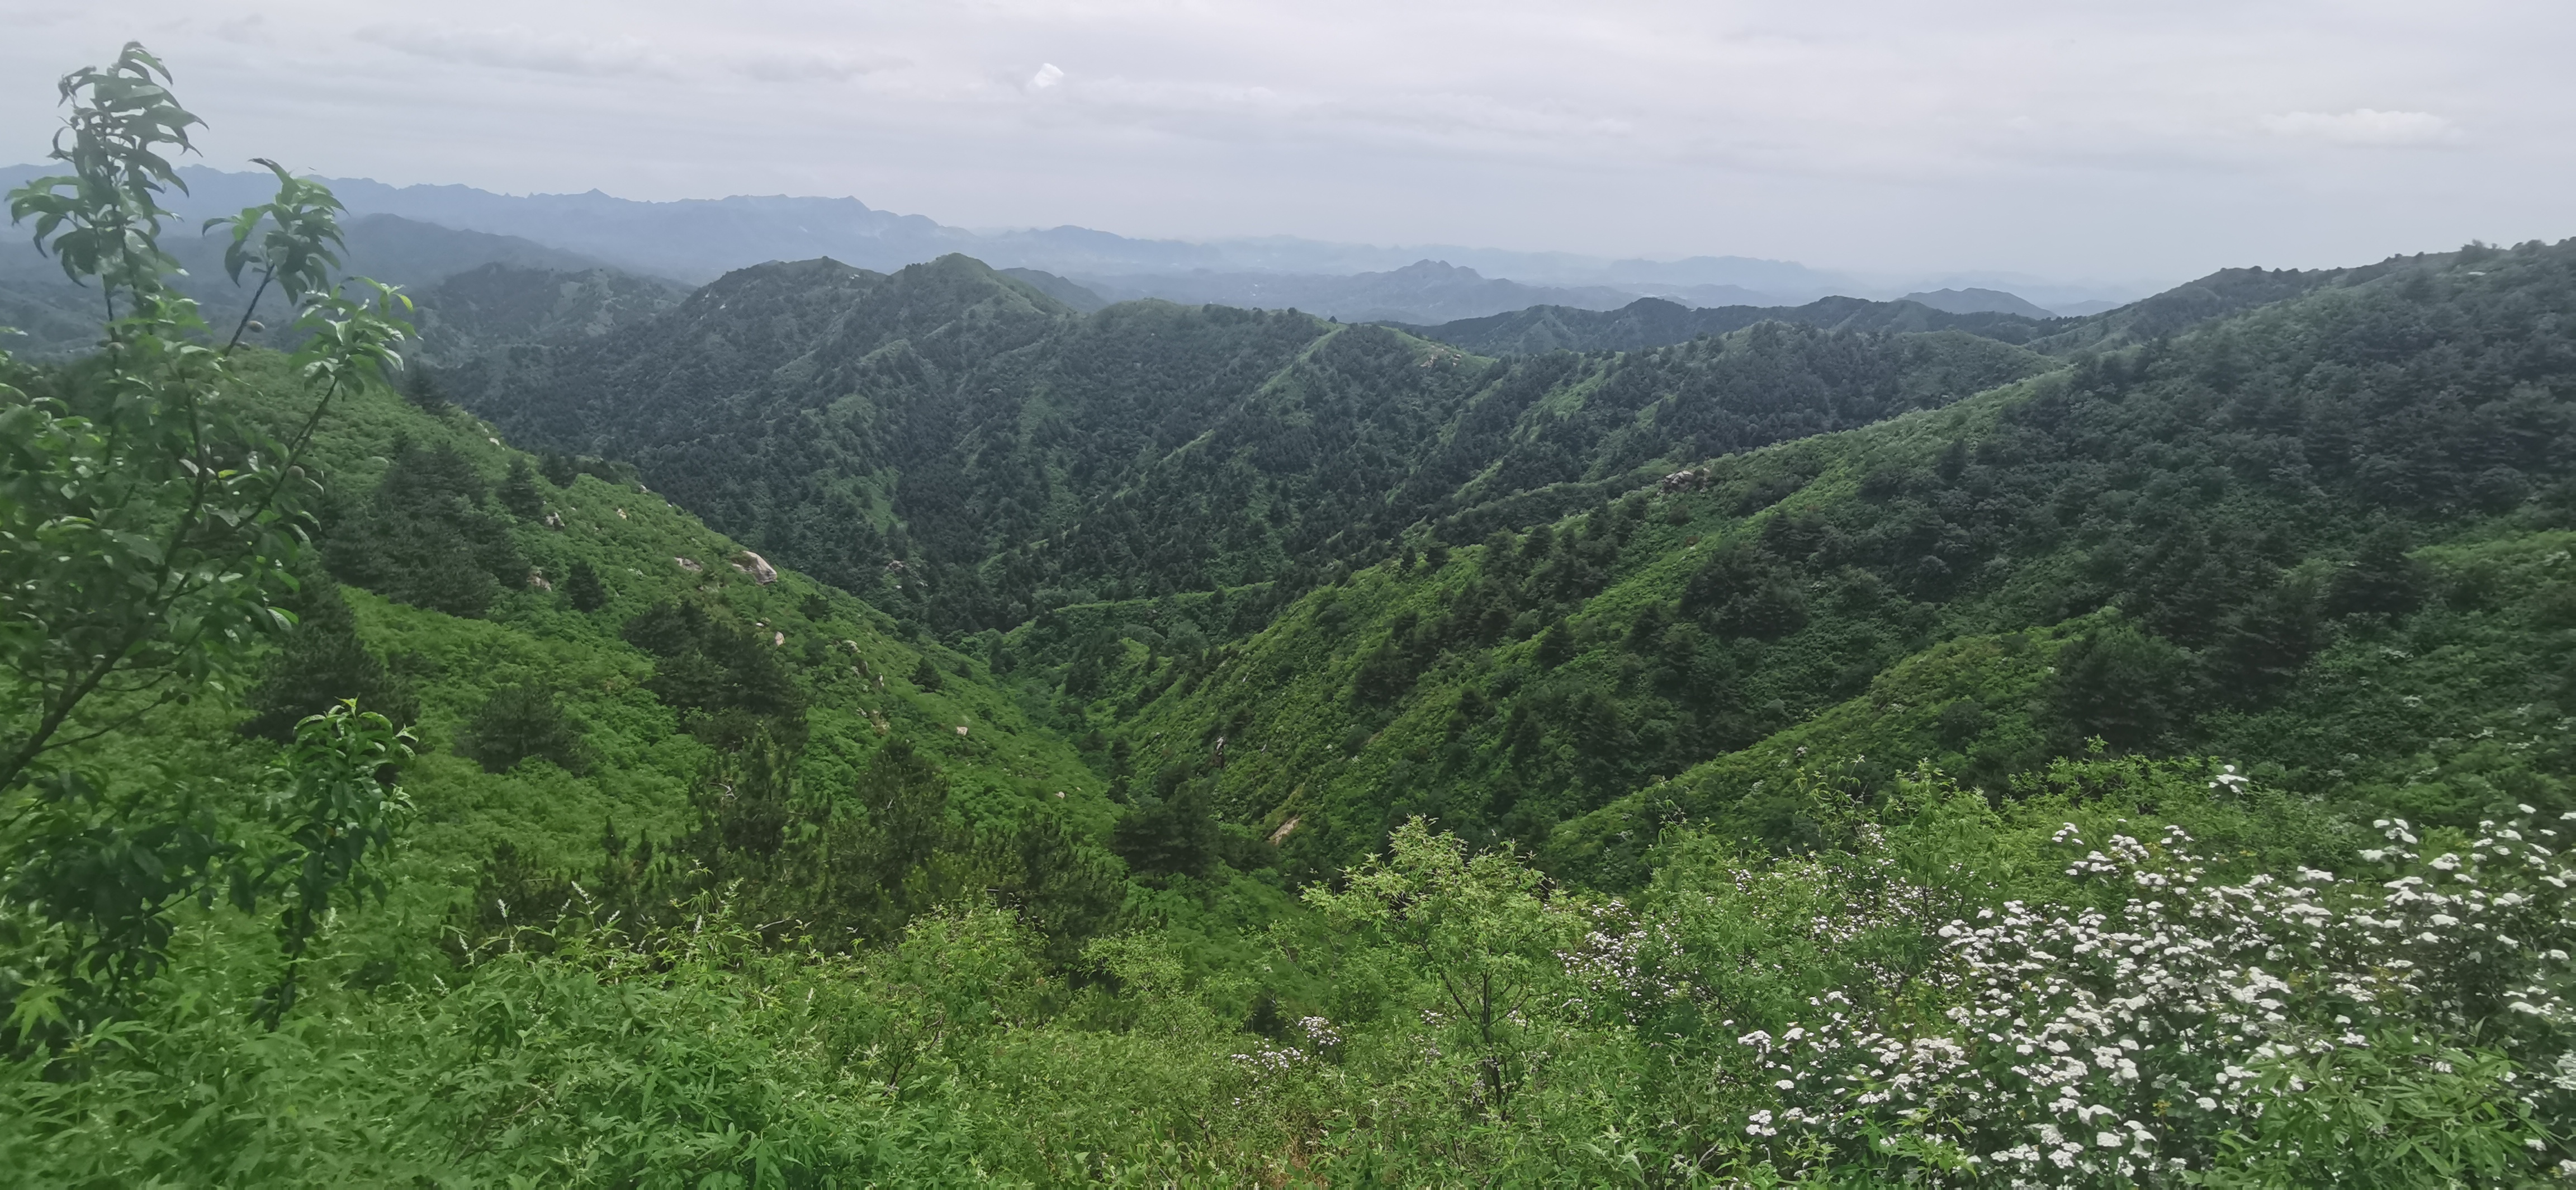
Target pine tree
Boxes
[2328,522,2427,618]
[1534,617,1576,668]
[402,365,450,414]
[500,457,544,519]
[325,441,524,617]
[458,683,585,773]
[1112,773,1220,879]
[2045,621,2198,751]
[240,558,419,741]
[565,560,608,612]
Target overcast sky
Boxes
[2,1,2566,288]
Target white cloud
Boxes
[214,15,272,46]
[355,25,678,78]
[2260,108,2459,147]
[734,50,899,83]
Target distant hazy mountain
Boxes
[1196,244,1839,295]
[1402,260,2407,358]
[410,262,688,367]
[1897,287,2057,318]
[1069,260,1718,324]
[0,164,1862,296]
[1001,268,1110,313]
[0,162,2162,334]
[0,207,618,357]
[1614,281,1786,307]
[1394,295,2069,356]
[2048,299,2125,317]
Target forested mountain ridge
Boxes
[1898,286,2058,317]
[1395,251,2475,358]
[311,218,2576,905]
[408,261,686,367]
[1010,237,2576,885]
[94,353,1118,866]
[1000,266,1110,312]
[448,254,2054,637]
[1394,292,2072,355]
[2032,254,2446,349]
[1068,257,1704,324]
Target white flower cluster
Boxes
[1626,802,2576,1183]
[1564,899,1684,1022]
[1227,1044,1305,1078]
[1228,1015,1342,1081]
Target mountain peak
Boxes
[1897,286,2056,318]
[1390,259,1480,278]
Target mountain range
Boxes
[1066,259,1780,324]
[429,252,2085,635]
[0,201,652,357]
[1,163,2143,327]
[252,225,2560,900]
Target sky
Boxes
[2,0,2567,290]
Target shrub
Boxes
[456,683,584,773]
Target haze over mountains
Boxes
[0,205,655,358]
[0,163,2145,330]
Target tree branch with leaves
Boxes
[0,42,418,1042]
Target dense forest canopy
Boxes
[5,44,2576,1186]
[443,256,2056,636]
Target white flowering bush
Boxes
[1215,769,2574,1184]
[1694,799,2576,1185]
[1228,1015,1344,1083]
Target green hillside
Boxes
[406,261,685,368]
[1391,292,2070,355]
[7,46,2576,1186]
[1053,240,2576,882]
[447,258,2054,639]
[235,352,1114,865]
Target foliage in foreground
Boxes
[1,762,2570,1185]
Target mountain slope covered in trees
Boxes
[447,256,2057,637]
[408,261,686,367]
[1001,239,2574,881]
[447,244,2475,663]
[434,221,2576,900]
